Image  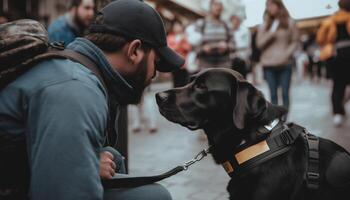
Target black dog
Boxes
[156,68,350,200]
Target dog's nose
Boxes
[156,92,170,104]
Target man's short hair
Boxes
[339,0,350,11]
[86,15,152,53]
[69,0,83,9]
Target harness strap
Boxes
[222,123,305,177]
[50,46,118,147]
[305,133,320,190]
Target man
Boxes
[0,12,9,24]
[0,0,184,199]
[194,0,233,70]
[48,0,94,45]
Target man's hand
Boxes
[99,151,116,179]
[217,41,228,54]
[203,44,212,54]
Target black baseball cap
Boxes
[89,0,185,72]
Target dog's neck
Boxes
[203,119,246,164]
[203,102,286,164]
[203,117,280,165]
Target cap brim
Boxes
[156,46,185,72]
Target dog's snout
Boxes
[156,92,171,104]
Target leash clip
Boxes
[182,147,211,170]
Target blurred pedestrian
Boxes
[230,15,251,78]
[250,27,263,85]
[294,47,309,83]
[194,0,233,70]
[0,12,9,24]
[130,86,158,133]
[317,0,350,126]
[257,0,299,114]
[185,22,202,74]
[167,21,191,87]
[48,0,95,45]
[0,0,182,199]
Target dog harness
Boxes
[220,120,320,190]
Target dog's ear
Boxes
[232,81,268,130]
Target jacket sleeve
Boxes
[27,80,107,200]
[256,25,276,50]
[285,21,300,59]
[316,19,336,46]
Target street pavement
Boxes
[127,79,350,200]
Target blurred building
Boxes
[0,0,336,35]
[1,0,71,26]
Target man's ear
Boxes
[232,81,268,130]
[125,39,144,65]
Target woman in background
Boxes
[317,0,350,126]
[257,0,299,119]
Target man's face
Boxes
[231,16,241,30]
[123,48,158,104]
[210,0,223,18]
[144,49,158,86]
[74,0,95,28]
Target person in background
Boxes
[167,20,191,87]
[184,22,202,74]
[230,15,251,78]
[257,0,299,117]
[129,86,159,134]
[0,12,9,24]
[194,0,233,70]
[294,45,309,83]
[250,26,263,85]
[317,0,350,126]
[0,0,183,199]
[48,0,94,45]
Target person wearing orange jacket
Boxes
[317,0,350,126]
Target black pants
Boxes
[329,56,350,115]
[332,79,348,115]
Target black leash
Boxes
[102,147,211,188]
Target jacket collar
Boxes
[67,38,135,104]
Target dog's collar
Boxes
[221,121,305,177]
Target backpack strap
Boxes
[52,49,108,91]
[221,20,231,43]
[49,48,117,147]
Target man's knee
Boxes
[104,183,172,200]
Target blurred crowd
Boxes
[164,0,350,128]
[1,0,350,129]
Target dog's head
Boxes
[156,68,287,140]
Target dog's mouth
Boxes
[181,120,207,130]
[158,106,206,130]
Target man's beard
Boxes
[123,56,149,104]
[73,11,88,34]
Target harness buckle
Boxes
[306,172,320,189]
[280,130,294,145]
[49,42,65,50]
[307,172,319,180]
[182,147,211,170]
